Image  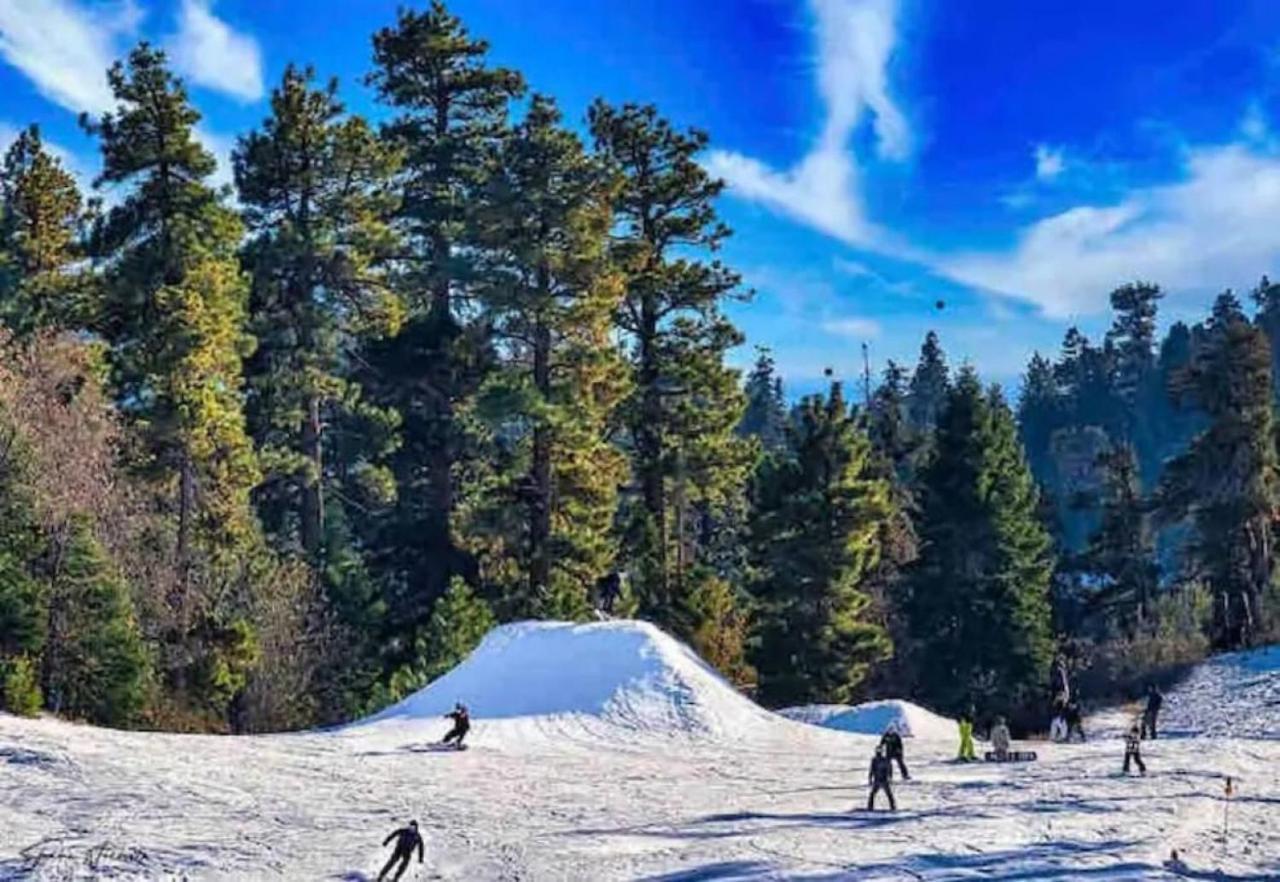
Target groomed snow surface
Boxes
[3,620,1279,880]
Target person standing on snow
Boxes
[879,725,910,780]
[1049,695,1068,742]
[867,745,897,811]
[1050,655,1070,704]
[957,706,977,762]
[990,716,1012,759]
[378,820,424,881]
[441,702,470,748]
[1123,725,1146,775]
[1141,684,1163,739]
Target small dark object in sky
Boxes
[935,299,946,310]
[823,367,833,377]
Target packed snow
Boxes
[780,700,958,740]
[2,621,1279,880]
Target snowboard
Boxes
[417,742,469,752]
[984,750,1037,762]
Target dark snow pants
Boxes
[1141,710,1158,739]
[868,781,896,810]
[442,724,469,746]
[379,848,412,881]
[1123,749,1146,775]
[889,753,909,779]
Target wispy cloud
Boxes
[941,141,1280,317]
[1034,144,1066,181]
[0,0,140,115]
[705,0,908,248]
[822,316,882,339]
[166,0,263,102]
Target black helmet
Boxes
[409,820,418,829]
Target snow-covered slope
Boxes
[780,699,958,739]
[352,619,794,744]
[1162,644,1280,739]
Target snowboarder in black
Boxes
[879,726,910,780]
[1123,725,1146,775]
[1141,684,1162,739]
[378,820,424,881]
[441,702,470,748]
[596,571,622,615]
[1064,699,1086,742]
[867,745,896,811]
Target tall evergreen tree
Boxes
[739,346,788,453]
[907,368,1055,719]
[907,331,950,434]
[0,125,90,333]
[749,383,892,706]
[235,64,402,561]
[1159,309,1278,647]
[467,95,629,618]
[588,100,753,626]
[83,44,262,721]
[363,2,526,637]
[1079,443,1157,635]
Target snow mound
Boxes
[779,699,958,739]
[354,619,784,742]
[1163,644,1280,739]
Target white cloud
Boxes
[0,0,140,115]
[166,0,263,102]
[940,142,1280,317]
[705,0,907,247]
[1034,144,1065,181]
[822,316,882,338]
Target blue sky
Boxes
[4,1,1280,397]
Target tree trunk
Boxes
[301,393,324,559]
[530,306,553,609]
[637,290,668,612]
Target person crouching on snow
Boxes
[990,716,1012,760]
[1123,725,1146,775]
[441,702,470,748]
[879,725,910,780]
[867,745,897,811]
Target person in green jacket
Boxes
[957,705,977,762]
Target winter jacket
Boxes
[880,731,904,758]
[1125,731,1142,755]
[869,755,893,785]
[990,723,1011,753]
[1145,690,1163,714]
[384,826,424,860]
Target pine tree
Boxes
[683,571,755,689]
[235,64,402,561]
[42,515,149,726]
[364,3,525,628]
[589,100,754,627]
[749,383,892,706]
[380,576,495,703]
[83,44,263,722]
[1159,308,1278,647]
[0,125,90,334]
[867,360,916,482]
[466,95,629,618]
[1079,443,1158,635]
[1017,351,1062,486]
[907,331,950,433]
[907,368,1055,719]
[739,346,788,453]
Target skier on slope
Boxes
[866,745,897,811]
[1141,684,1163,740]
[1123,724,1146,775]
[378,820,424,881]
[441,702,470,748]
[957,705,977,762]
[879,724,910,780]
[989,715,1012,760]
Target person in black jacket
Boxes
[441,703,470,748]
[378,820,424,881]
[1064,699,1086,742]
[867,746,897,811]
[1141,685,1163,739]
[879,725,910,780]
[1123,725,1146,775]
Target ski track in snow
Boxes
[2,622,1278,881]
